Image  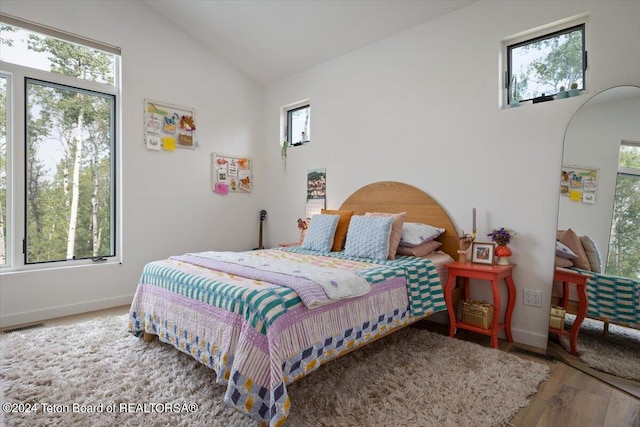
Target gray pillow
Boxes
[344,216,393,260]
[301,214,339,253]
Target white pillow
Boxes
[580,235,602,273]
[555,240,578,259]
[399,222,445,247]
[301,214,339,253]
[344,216,393,260]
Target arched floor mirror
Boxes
[549,85,640,397]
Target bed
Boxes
[128,181,461,426]
[552,267,640,331]
[553,228,640,334]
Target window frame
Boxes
[503,16,588,106]
[608,166,640,278]
[282,100,311,148]
[23,77,117,265]
[606,141,640,278]
[0,72,13,268]
[0,17,121,272]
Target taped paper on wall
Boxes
[162,137,176,151]
[146,135,161,150]
[561,165,598,204]
[212,153,252,193]
[214,182,229,195]
[144,99,196,150]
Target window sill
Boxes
[502,91,587,110]
[0,259,121,275]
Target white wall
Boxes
[2,1,639,349]
[559,92,640,264]
[262,1,640,348]
[0,1,264,326]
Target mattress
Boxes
[128,247,450,426]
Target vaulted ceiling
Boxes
[144,0,476,85]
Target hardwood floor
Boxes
[509,355,639,427]
[15,307,640,427]
[416,320,640,427]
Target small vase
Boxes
[495,245,512,265]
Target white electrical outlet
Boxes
[523,289,542,307]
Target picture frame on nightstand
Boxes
[471,242,495,265]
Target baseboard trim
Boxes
[511,326,550,350]
[0,295,133,328]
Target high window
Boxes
[505,19,587,105]
[0,16,120,268]
[285,102,310,146]
[607,142,640,279]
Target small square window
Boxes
[507,23,586,104]
[287,104,310,146]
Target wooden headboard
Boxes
[339,181,459,258]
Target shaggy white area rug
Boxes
[560,314,640,382]
[1,315,549,427]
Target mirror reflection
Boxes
[559,86,640,278]
[550,86,640,393]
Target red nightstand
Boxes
[443,262,517,349]
[549,267,588,356]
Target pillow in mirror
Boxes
[557,229,591,271]
[580,235,603,274]
[555,240,577,259]
[555,256,573,268]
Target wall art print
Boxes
[212,153,252,194]
[560,165,598,204]
[144,99,196,151]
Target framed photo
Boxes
[471,242,495,265]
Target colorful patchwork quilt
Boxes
[128,247,447,426]
[171,250,372,309]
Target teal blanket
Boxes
[571,267,640,328]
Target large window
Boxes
[607,142,640,279]
[0,16,120,268]
[506,22,587,104]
